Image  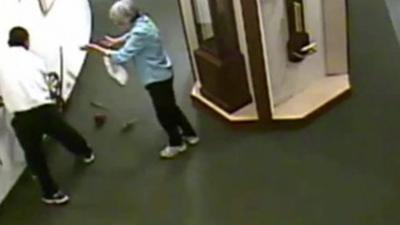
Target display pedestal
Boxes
[258,0,351,120]
[180,0,351,123]
[192,82,258,122]
[194,50,252,113]
[273,75,350,119]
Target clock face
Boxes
[0,0,92,99]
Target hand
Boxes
[81,43,110,56]
[105,35,118,43]
[99,36,119,48]
[81,43,102,52]
[80,43,96,51]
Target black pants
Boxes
[11,104,92,197]
[146,78,196,146]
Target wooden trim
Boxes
[239,0,272,122]
[176,0,198,81]
[191,84,258,122]
[345,0,352,84]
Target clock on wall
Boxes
[17,0,56,16]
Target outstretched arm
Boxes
[82,31,146,64]
[109,31,146,65]
[99,33,130,49]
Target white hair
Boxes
[109,0,139,25]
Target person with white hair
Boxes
[84,0,199,159]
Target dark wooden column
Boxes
[239,0,272,121]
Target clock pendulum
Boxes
[285,0,317,63]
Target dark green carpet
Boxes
[1,0,400,224]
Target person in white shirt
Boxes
[0,27,95,205]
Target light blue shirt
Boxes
[110,15,173,87]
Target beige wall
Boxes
[258,0,327,106]
[323,0,348,75]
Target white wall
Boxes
[258,0,326,106]
[0,0,92,100]
[0,108,25,204]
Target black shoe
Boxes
[42,191,70,205]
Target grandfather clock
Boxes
[191,0,252,113]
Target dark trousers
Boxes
[11,104,92,197]
[146,78,196,146]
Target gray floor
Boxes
[1,0,400,224]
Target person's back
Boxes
[134,15,171,69]
[0,46,53,113]
[111,14,173,86]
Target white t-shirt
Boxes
[0,47,54,113]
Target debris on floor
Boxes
[94,113,107,127]
[90,101,108,110]
[121,118,138,132]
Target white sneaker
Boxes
[184,136,200,145]
[42,191,70,205]
[83,153,96,164]
[160,144,187,159]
